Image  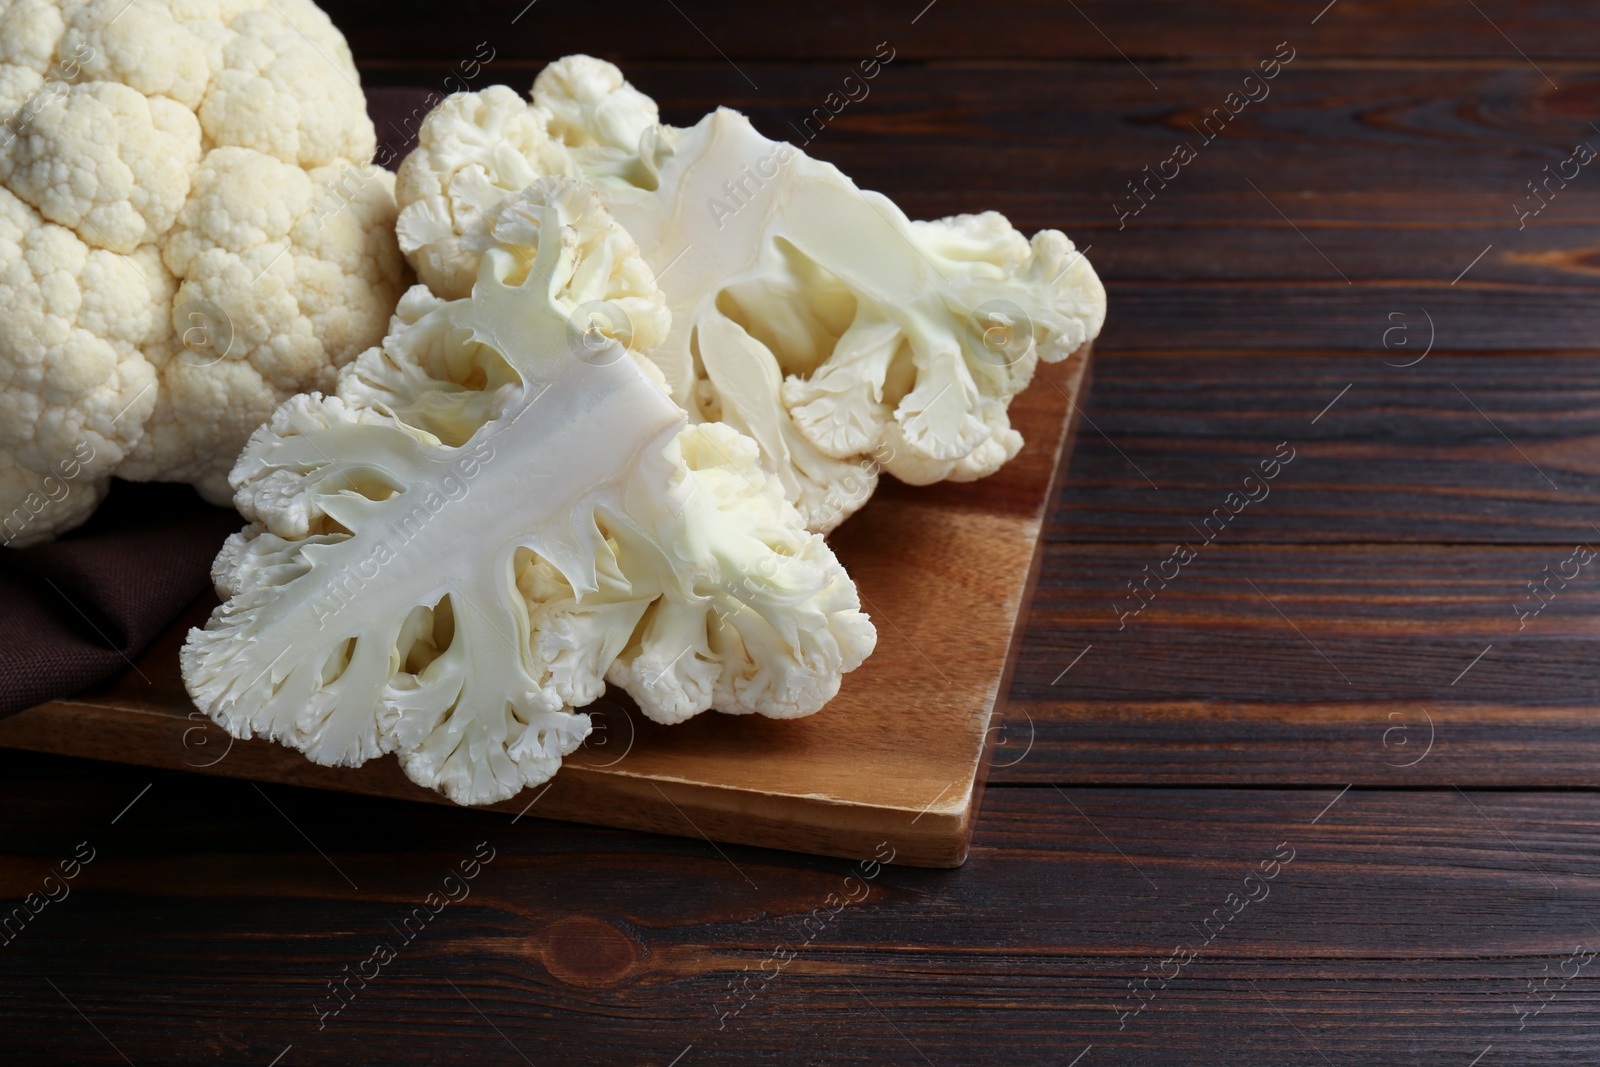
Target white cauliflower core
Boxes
[182,178,876,806]
[394,56,1106,531]
[0,0,407,546]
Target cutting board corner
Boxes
[0,346,1092,868]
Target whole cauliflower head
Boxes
[0,0,408,547]
[182,176,876,806]
[393,56,1104,532]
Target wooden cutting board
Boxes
[0,347,1089,867]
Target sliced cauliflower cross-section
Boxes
[393,56,1106,531]
[182,177,876,806]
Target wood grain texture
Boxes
[375,59,1600,350]
[7,3,1600,1063]
[375,64,1600,233]
[996,543,1600,784]
[0,353,1089,869]
[3,754,1597,1065]
[325,0,1600,61]
[1056,354,1600,544]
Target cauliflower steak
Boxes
[182,178,876,805]
[394,55,1105,531]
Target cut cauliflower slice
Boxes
[393,56,1105,531]
[182,177,876,806]
[0,0,407,546]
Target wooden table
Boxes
[6,2,1600,1062]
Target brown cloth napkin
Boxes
[0,88,433,720]
[0,482,241,717]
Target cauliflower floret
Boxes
[394,85,572,299]
[182,176,875,806]
[0,81,201,252]
[0,187,161,543]
[120,147,406,499]
[197,3,373,167]
[392,57,1105,531]
[531,53,658,154]
[395,56,671,301]
[0,0,407,544]
[0,445,102,546]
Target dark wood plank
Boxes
[326,0,1600,62]
[375,64,1600,233]
[1058,226,1600,288]
[371,59,1600,350]
[3,755,1597,1064]
[1057,353,1600,544]
[1098,284,1600,350]
[12,0,1599,1061]
[995,542,1600,784]
[1016,543,1598,705]
[993,697,1600,786]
